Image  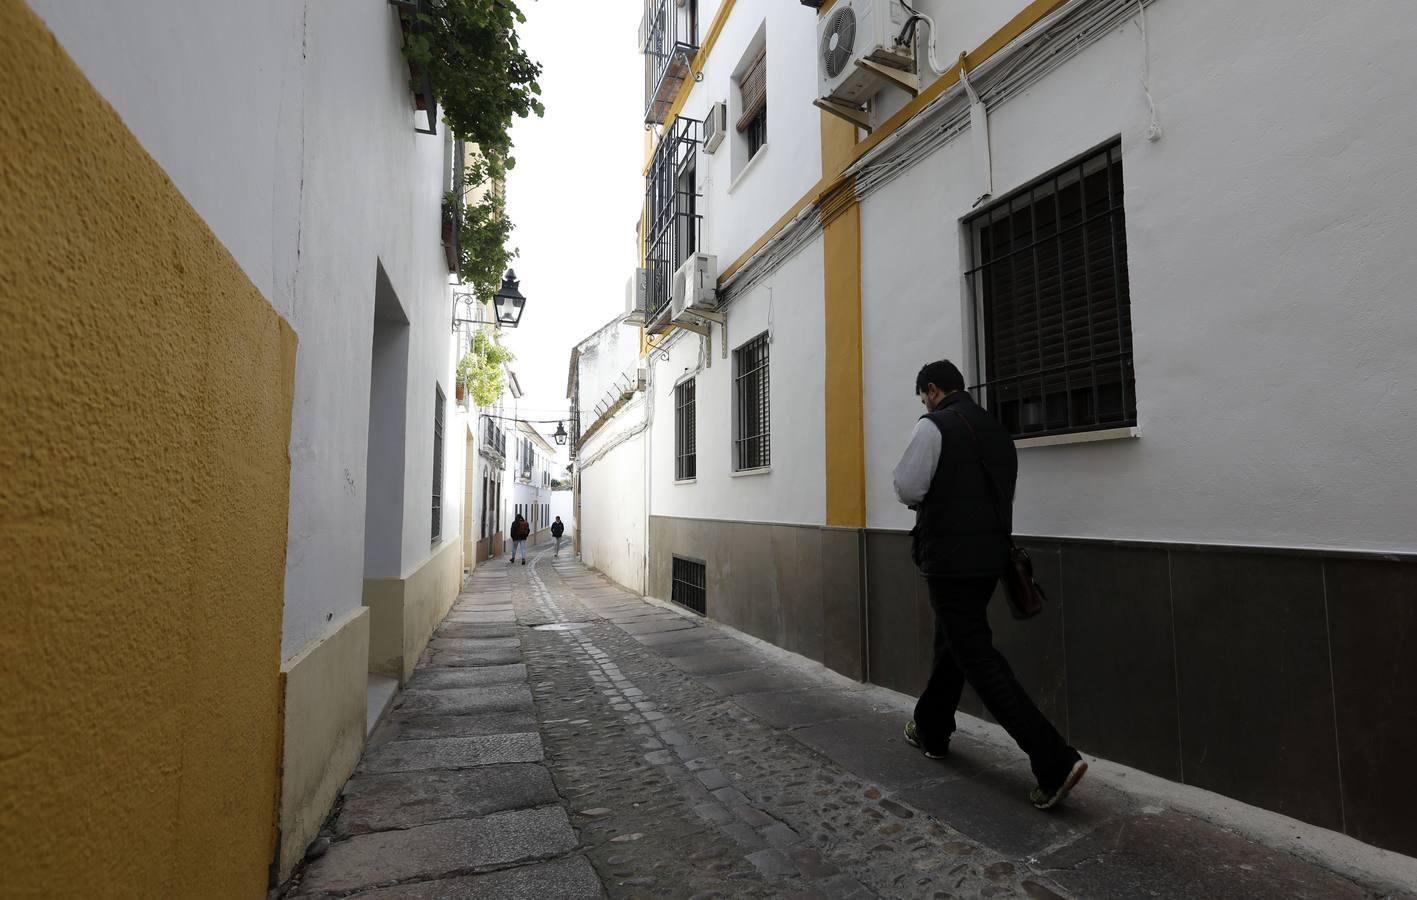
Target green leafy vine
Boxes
[458,330,516,407]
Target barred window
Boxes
[671,556,707,616]
[431,387,445,543]
[736,46,767,161]
[965,141,1137,439]
[675,378,697,481]
[733,333,770,471]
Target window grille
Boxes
[965,141,1137,439]
[643,0,700,124]
[675,378,697,481]
[644,116,701,322]
[734,334,771,470]
[432,387,445,543]
[671,556,707,616]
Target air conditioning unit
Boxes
[702,102,727,154]
[670,252,718,320]
[817,0,913,107]
[624,268,649,323]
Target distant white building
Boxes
[573,0,1417,859]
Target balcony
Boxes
[642,0,699,125]
[480,417,507,463]
[643,115,702,332]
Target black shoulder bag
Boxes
[944,409,1047,620]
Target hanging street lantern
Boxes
[492,269,527,328]
[553,421,568,446]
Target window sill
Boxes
[730,466,771,478]
[674,478,697,485]
[728,144,769,195]
[1015,426,1139,449]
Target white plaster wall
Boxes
[34,1,460,656]
[677,1,823,270]
[579,417,648,593]
[862,0,1417,553]
[648,237,826,525]
[551,491,575,538]
[574,319,642,439]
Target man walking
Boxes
[893,360,1086,810]
[551,516,565,557]
[509,514,530,566]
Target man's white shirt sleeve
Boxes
[893,418,941,507]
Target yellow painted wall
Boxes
[0,2,296,896]
[821,118,866,528]
[363,538,463,684]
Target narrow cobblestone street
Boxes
[284,548,1414,899]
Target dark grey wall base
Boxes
[865,532,1417,859]
[648,516,865,680]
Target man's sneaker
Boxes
[1030,757,1088,810]
[903,720,948,759]
[521,559,527,565]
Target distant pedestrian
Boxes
[551,516,565,557]
[509,514,530,565]
[893,359,1086,810]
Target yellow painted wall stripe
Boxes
[2,1,296,894]
[722,0,1071,284]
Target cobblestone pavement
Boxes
[281,548,1413,899]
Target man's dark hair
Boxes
[915,360,965,395]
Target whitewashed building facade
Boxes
[574,0,1417,859]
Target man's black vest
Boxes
[910,392,1018,578]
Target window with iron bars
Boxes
[675,378,697,481]
[642,0,699,124]
[432,386,445,544]
[965,141,1137,439]
[733,334,771,471]
[644,116,702,322]
[671,556,707,616]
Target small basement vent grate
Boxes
[671,556,707,616]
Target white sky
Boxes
[498,0,646,466]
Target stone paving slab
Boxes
[698,668,821,697]
[336,764,559,835]
[665,651,764,677]
[435,622,519,639]
[376,710,540,742]
[427,636,521,652]
[791,711,1011,791]
[1037,810,1374,900]
[732,689,887,730]
[641,634,741,656]
[429,646,523,667]
[405,664,527,690]
[337,856,603,900]
[616,618,700,635]
[396,684,534,716]
[361,734,543,774]
[299,806,578,895]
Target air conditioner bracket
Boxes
[857,57,919,97]
[813,97,872,131]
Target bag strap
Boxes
[941,407,1011,536]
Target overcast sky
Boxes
[497,0,645,465]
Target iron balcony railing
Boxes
[481,417,506,460]
[642,0,699,124]
[644,115,702,327]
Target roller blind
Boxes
[735,48,767,132]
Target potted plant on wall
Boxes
[458,330,514,409]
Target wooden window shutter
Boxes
[736,48,767,132]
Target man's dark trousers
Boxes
[913,575,1073,787]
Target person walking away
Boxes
[509,514,530,565]
[893,359,1086,810]
[551,516,565,557]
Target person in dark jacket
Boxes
[509,514,530,565]
[550,516,566,557]
[893,359,1086,810]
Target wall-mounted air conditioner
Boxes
[624,268,649,324]
[817,0,913,107]
[703,102,727,154]
[670,253,718,321]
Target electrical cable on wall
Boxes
[898,2,950,75]
[1136,0,1162,141]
